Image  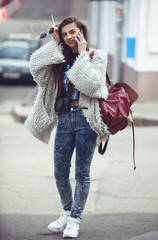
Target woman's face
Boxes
[61,22,80,50]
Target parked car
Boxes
[7,33,42,52]
[0,40,35,85]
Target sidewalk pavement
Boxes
[132,100,158,126]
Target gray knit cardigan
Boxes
[25,38,110,145]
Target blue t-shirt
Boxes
[62,63,80,100]
[62,53,80,100]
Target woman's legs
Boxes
[54,109,97,218]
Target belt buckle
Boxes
[70,106,79,111]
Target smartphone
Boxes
[80,29,84,35]
[76,29,84,41]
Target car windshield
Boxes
[0,46,30,60]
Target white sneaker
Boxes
[47,211,71,233]
[63,217,81,239]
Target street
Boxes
[0,1,158,239]
[0,111,158,240]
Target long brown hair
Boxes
[53,16,89,98]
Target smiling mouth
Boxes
[67,39,75,44]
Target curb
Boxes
[128,231,158,240]
[13,103,32,123]
[0,0,21,21]
[133,117,158,127]
[13,103,158,126]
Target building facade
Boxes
[89,0,158,101]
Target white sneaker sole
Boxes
[63,232,79,239]
[48,225,66,233]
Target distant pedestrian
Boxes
[25,16,109,239]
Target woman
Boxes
[25,16,109,239]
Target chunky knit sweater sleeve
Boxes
[29,38,65,87]
[66,49,108,99]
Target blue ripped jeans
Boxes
[54,108,97,219]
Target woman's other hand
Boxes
[51,24,60,44]
[75,32,87,54]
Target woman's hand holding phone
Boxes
[75,31,87,54]
[51,24,60,45]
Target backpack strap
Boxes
[98,137,109,155]
[129,110,136,170]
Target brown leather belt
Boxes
[70,106,88,111]
[70,100,88,111]
[71,100,79,107]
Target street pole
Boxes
[112,0,124,83]
[96,0,102,48]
